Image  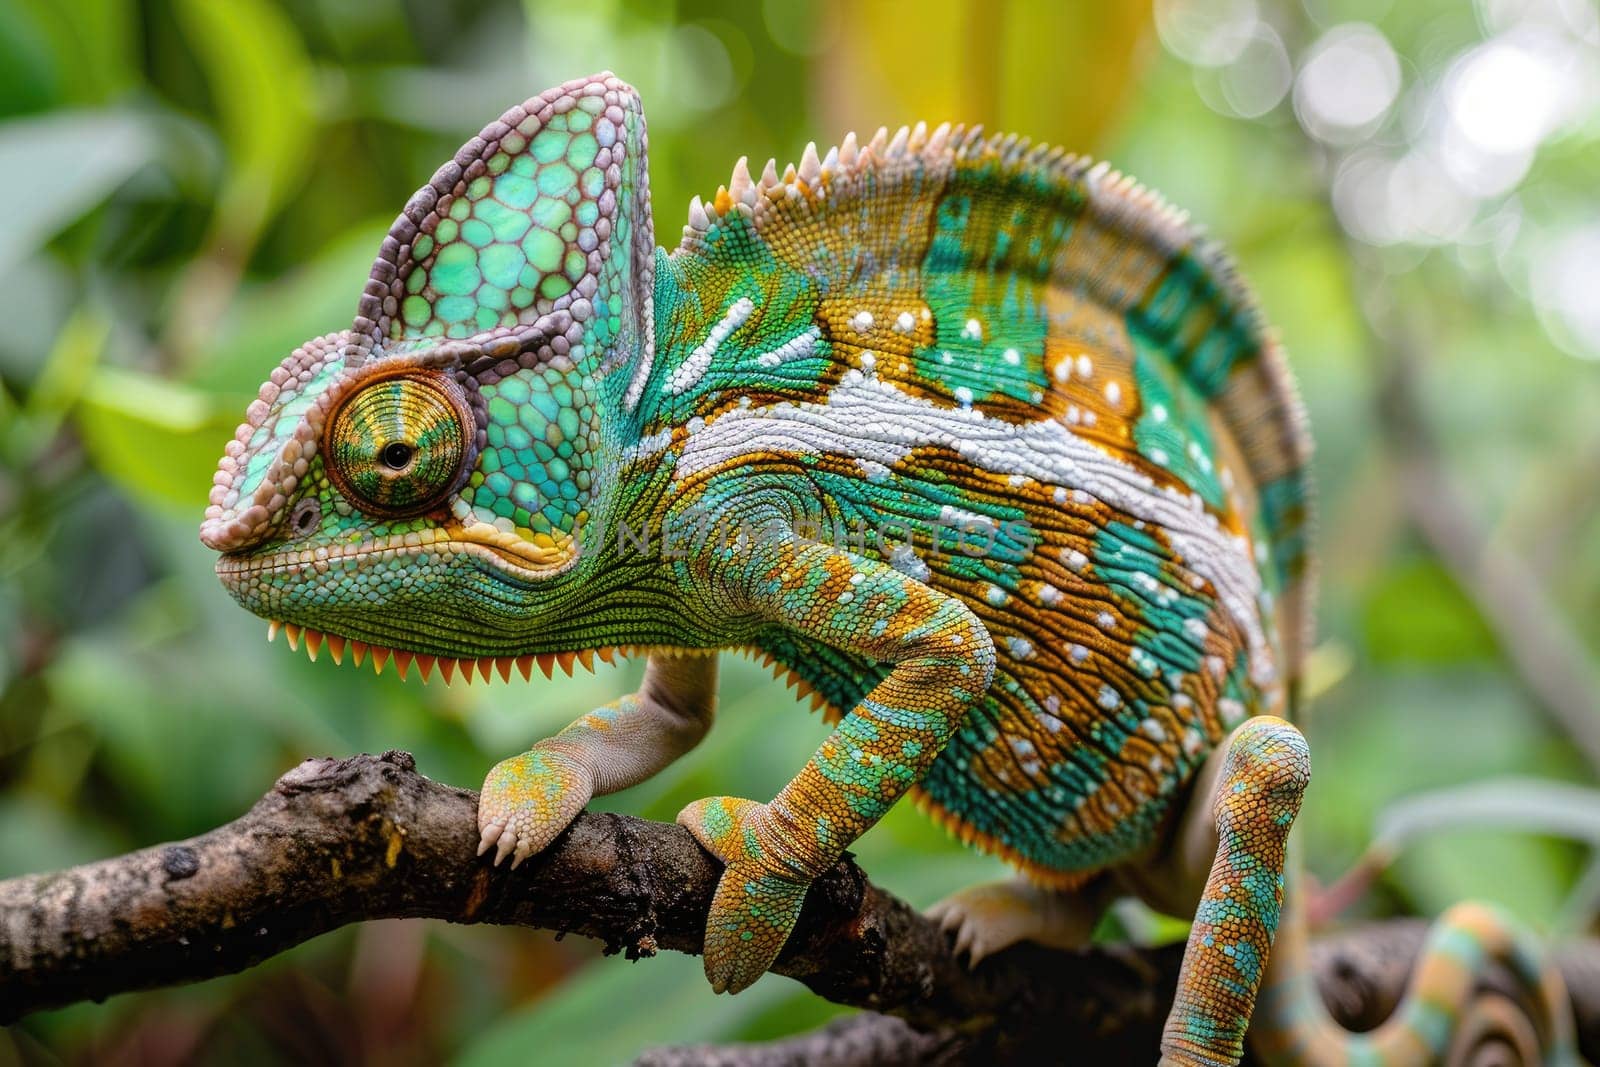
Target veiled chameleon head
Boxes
[200,73,656,665]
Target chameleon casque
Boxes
[199,74,1579,1065]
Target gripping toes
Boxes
[928,878,1102,966]
[477,747,592,867]
[678,796,812,994]
[926,892,1021,966]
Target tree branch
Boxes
[1,752,1594,1063]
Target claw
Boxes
[493,830,517,866]
[478,822,503,856]
[926,879,1099,968]
[477,749,592,876]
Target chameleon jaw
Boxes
[215,529,581,585]
[263,622,838,704]
[264,618,622,684]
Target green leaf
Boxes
[1300,668,1587,927]
[1374,778,1600,852]
[73,367,240,510]
[458,950,792,1067]
[26,307,108,428]
[1374,778,1600,928]
[0,793,122,880]
[172,0,316,237]
[0,3,61,113]
[186,221,390,395]
[0,110,157,271]
[1360,556,1498,664]
[13,0,139,107]
[1395,832,1576,933]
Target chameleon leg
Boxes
[1159,715,1311,1067]
[925,877,1112,965]
[677,536,995,994]
[478,652,718,866]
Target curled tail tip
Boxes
[1253,899,1580,1066]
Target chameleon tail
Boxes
[1250,890,1582,1066]
[1179,210,1580,1064]
[1179,170,1582,1066]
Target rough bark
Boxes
[0,752,1594,1064]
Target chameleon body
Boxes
[200,74,1578,1065]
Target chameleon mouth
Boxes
[264,618,627,684]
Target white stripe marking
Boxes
[664,297,755,396]
[756,326,822,368]
[675,370,1274,685]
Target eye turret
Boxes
[323,369,473,516]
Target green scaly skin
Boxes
[199,74,1580,1064]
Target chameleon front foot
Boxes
[477,747,593,867]
[678,795,812,994]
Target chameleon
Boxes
[199,73,1580,1065]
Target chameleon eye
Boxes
[323,369,473,516]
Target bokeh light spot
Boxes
[1294,23,1401,144]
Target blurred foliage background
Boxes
[1,0,1597,1063]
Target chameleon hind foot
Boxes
[926,877,1106,966]
[678,795,812,995]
